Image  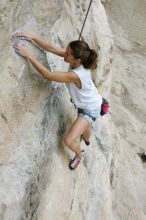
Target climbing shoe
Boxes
[69,155,82,170]
[80,135,90,146]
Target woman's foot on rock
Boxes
[80,135,90,146]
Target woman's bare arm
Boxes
[28,55,77,83]
[33,36,66,57]
[13,44,78,83]
[14,32,66,57]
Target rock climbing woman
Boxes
[12,32,102,170]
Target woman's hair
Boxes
[69,40,98,70]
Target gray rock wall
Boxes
[0,0,113,219]
[0,0,145,220]
[104,0,146,220]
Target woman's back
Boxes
[67,65,102,110]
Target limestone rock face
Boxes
[104,0,146,220]
[0,0,145,220]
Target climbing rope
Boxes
[78,0,93,40]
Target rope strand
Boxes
[78,0,93,40]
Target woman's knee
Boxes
[64,135,73,147]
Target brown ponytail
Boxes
[69,40,98,70]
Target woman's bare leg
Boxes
[82,126,91,142]
[64,117,91,156]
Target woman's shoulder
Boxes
[69,65,91,79]
[75,65,91,73]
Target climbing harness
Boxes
[70,98,109,117]
[79,0,93,40]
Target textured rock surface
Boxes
[0,0,146,220]
[104,0,146,219]
[0,0,112,219]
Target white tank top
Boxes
[66,65,102,110]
